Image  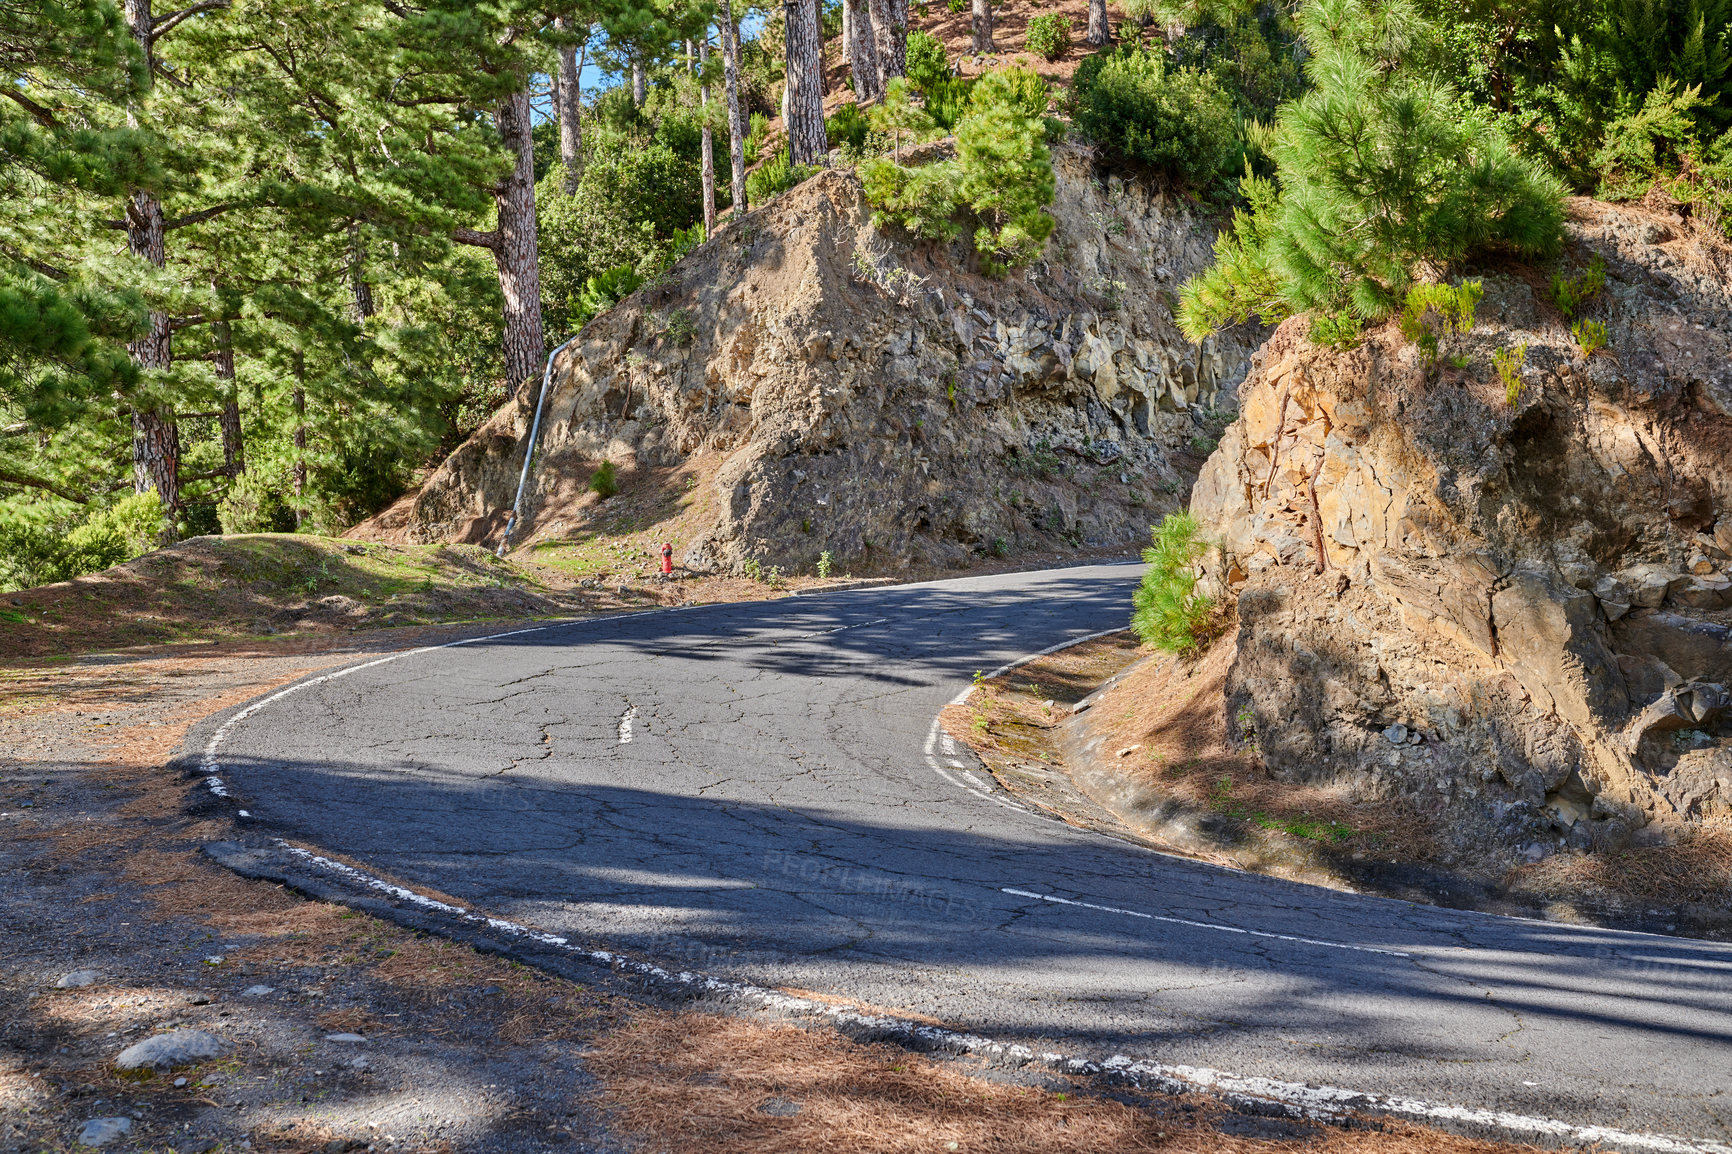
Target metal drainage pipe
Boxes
[496,335,580,558]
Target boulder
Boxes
[115,1029,227,1071]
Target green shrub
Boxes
[218,470,298,534]
[924,77,977,130]
[1178,0,1565,338]
[746,151,819,204]
[906,29,950,91]
[1494,343,1528,406]
[744,111,771,165]
[1551,254,1606,319]
[860,153,965,239]
[0,491,162,593]
[1131,512,1214,654]
[861,72,1057,271]
[1025,13,1072,60]
[956,73,1058,271]
[947,0,967,11]
[1572,317,1611,355]
[571,264,645,328]
[827,101,871,153]
[1072,48,1241,187]
[1398,280,1483,366]
[979,66,1051,119]
[589,460,620,498]
[536,136,703,330]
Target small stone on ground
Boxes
[76,1117,132,1147]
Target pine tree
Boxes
[972,0,996,52]
[718,0,750,215]
[1179,0,1566,337]
[784,0,830,165]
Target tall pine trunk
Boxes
[784,0,828,166]
[555,17,585,192]
[700,37,717,235]
[631,58,645,106]
[1086,0,1109,45]
[122,0,181,539]
[347,222,375,322]
[212,283,243,478]
[869,0,907,84]
[491,87,546,394]
[720,0,749,217]
[844,0,881,101]
[971,0,995,51]
[291,354,306,530]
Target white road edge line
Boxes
[920,625,1127,815]
[269,841,1732,1154]
[999,887,1412,958]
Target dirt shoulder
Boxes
[945,628,1732,940]
[2,603,1549,1154]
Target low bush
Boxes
[826,101,871,152]
[218,470,298,534]
[570,264,645,328]
[906,29,950,91]
[1025,13,1071,61]
[860,71,1056,272]
[1398,280,1483,367]
[925,76,977,130]
[0,490,162,593]
[1551,254,1606,319]
[1072,47,1241,188]
[589,461,620,498]
[746,150,820,205]
[1131,512,1214,654]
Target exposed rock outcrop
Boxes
[1191,199,1732,856]
[357,146,1262,572]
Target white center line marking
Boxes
[617,706,638,744]
[1001,888,1413,957]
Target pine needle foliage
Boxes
[1177,175,1289,340]
[1071,47,1243,188]
[861,72,1057,273]
[1131,512,1215,654]
[1179,0,1566,341]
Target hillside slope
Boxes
[1186,197,1732,859]
[355,146,1261,575]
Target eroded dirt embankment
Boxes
[945,628,1732,939]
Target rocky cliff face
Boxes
[1191,199,1732,856]
[357,146,1261,573]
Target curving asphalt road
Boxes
[205,563,1732,1147]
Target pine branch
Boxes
[0,86,59,128]
[0,467,96,504]
[452,226,500,250]
[164,204,238,230]
[152,1,232,40]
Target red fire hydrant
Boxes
[660,543,674,577]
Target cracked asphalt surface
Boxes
[201,562,1732,1145]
